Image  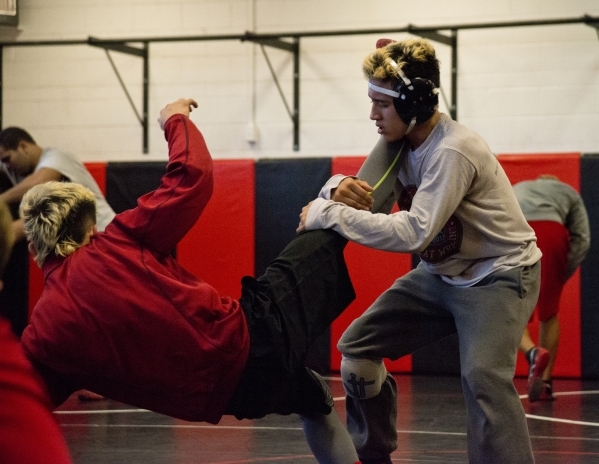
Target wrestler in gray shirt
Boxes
[514,176,590,279]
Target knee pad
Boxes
[340,356,387,400]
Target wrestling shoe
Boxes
[538,380,556,401]
[527,347,550,403]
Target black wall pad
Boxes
[0,240,29,337]
[254,158,332,373]
[254,158,332,276]
[581,154,599,379]
[0,172,29,336]
[106,162,167,213]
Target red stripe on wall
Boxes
[84,162,109,195]
[329,157,413,373]
[177,160,255,300]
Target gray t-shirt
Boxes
[35,148,116,231]
[514,177,590,278]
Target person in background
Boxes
[0,127,115,401]
[0,199,72,464]
[514,174,590,402]
[298,38,541,464]
[0,126,115,241]
[19,98,362,464]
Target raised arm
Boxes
[114,99,214,255]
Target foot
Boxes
[538,380,555,401]
[77,390,105,401]
[527,347,550,402]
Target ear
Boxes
[27,241,36,256]
[81,223,97,246]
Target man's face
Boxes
[368,79,408,142]
[0,142,34,176]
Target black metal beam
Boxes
[0,14,595,153]
[584,14,599,31]
[292,38,300,151]
[244,33,301,150]
[242,32,296,52]
[450,30,458,121]
[88,37,146,58]
[87,38,149,153]
[410,28,453,47]
[3,15,595,46]
[142,42,149,154]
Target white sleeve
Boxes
[318,174,351,200]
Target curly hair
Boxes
[20,181,96,267]
[362,38,440,88]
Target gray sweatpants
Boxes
[338,262,540,464]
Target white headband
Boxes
[368,82,399,98]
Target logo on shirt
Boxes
[399,185,463,264]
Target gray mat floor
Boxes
[55,374,599,464]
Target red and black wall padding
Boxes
[3,152,598,380]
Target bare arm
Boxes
[11,218,25,243]
[0,168,63,205]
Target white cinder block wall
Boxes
[0,0,597,162]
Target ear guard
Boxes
[393,74,439,126]
[369,62,439,130]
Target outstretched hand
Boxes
[158,98,198,130]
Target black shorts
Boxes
[225,230,354,420]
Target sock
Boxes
[301,409,359,464]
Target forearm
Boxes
[116,113,214,254]
[11,219,25,243]
[305,198,423,253]
[0,168,63,205]
[0,181,31,205]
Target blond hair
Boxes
[20,181,96,267]
[362,38,440,87]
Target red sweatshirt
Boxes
[0,317,72,464]
[21,114,250,423]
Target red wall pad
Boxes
[330,157,413,373]
[28,163,110,317]
[177,160,255,301]
[497,153,581,379]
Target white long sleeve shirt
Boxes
[305,113,541,286]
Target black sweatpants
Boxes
[225,229,354,420]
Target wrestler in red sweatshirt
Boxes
[20,98,360,464]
